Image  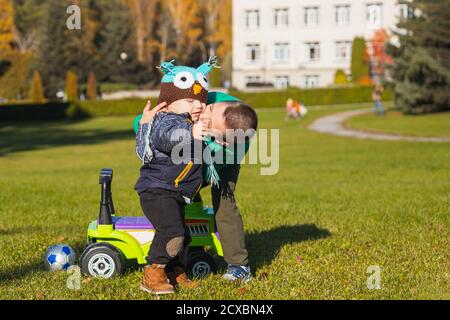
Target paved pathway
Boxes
[309,109,450,143]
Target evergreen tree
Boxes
[65,71,78,102]
[95,0,148,83]
[30,70,45,102]
[87,71,97,100]
[38,0,96,98]
[38,0,75,97]
[351,37,370,83]
[388,0,450,114]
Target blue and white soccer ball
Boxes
[44,244,76,272]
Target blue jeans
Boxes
[374,100,384,115]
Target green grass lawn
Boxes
[0,103,449,300]
[345,110,450,138]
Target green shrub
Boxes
[1,86,394,122]
[229,86,393,108]
[78,98,157,117]
[334,70,349,85]
[100,82,140,93]
[0,102,70,121]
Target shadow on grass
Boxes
[0,240,86,286]
[0,260,44,286]
[247,224,331,271]
[0,121,132,157]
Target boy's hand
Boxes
[192,120,208,141]
[140,101,168,125]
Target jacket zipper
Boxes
[174,161,193,187]
[192,182,203,198]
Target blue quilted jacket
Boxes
[135,112,203,202]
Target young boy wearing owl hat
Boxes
[135,58,216,295]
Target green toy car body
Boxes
[79,168,222,279]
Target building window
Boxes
[335,5,350,26]
[274,8,289,28]
[367,3,383,29]
[274,76,290,89]
[399,3,414,20]
[304,7,319,27]
[246,76,262,87]
[274,43,290,63]
[305,42,320,62]
[245,10,260,29]
[304,75,319,88]
[335,41,352,61]
[245,44,260,63]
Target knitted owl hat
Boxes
[157,57,218,106]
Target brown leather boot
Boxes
[140,264,175,295]
[168,267,199,289]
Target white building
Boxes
[232,0,410,90]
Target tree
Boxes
[125,0,158,65]
[65,71,78,102]
[0,0,14,55]
[95,0,149,83]
[388,0,450,114]
[30,70,45,102]
[38,0,80,97]
[334,69,348,85]
[0,51,31,99]
[351,37,370,83]
[87,71,97,100]
[200,0,232,84]
[12,0,42,53]
[166,0,203,64]
[369,29,394,82]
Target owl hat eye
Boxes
[173,71,195,90]
[197,72,209,90]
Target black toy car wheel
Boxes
[187,251,217,278]
[80,243,124,279]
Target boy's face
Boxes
[169,99,205,122]
[205,102,236,146]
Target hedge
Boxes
[77,98,157,117]
[0,102,71,121]
[229,86,393,109]
[1,86,393,121]
[0,99,155,122]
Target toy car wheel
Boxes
[80,243,124,279]
[187,251,217,278]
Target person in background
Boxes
[286,98,298,120]
[372,85,385,116]
[286,98,308,120]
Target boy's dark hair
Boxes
[223,102,258,132]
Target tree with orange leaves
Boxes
[166,0,203,63]
[0,0,14,56]
[125,0,158,65]
[369,29,394,82]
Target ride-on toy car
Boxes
[79,168,223,279]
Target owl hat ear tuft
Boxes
[197,56,220,76]
[157,59,176,75]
